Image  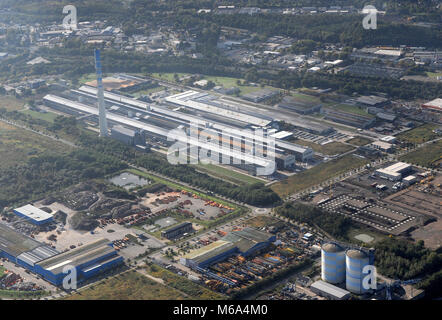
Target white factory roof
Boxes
[383,162,411,173]
[75,87,311,156]
[14,204,52,222]
[372,141,393,150]
[43,94,274,168]
[375,168,401,178]
[165,91,273,127]
[380,135,396,143]
[403,175,416,182]
[423,98,442,108]
[270,131,293,139]
[310,280,350,300]
[374,49,402,56]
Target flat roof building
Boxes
[375,162,412,181]
[181,227,275,269]
[161,222,194,240]
[13,204,53,225]
[310,280,351,300]
[371,141,395,153]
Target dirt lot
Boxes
[411,219,442,249]
[384,175,441,219]
[142,191,233,221]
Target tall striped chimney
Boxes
[94,49,108,137]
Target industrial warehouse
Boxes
[42,82,315,176]
[13,204,53,225]
[180,228,276,270]
[0,223,123,286]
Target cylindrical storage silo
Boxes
[321,243,345,284]
[346,249,370,294]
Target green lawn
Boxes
[78,73,97,84]
[346,136,374,146]
[328,103,375,118]
[290,92,321,104]
[194,163,264,186]
[66,270,188,300]
[397,124,439,144]
[271,154,369,197]
[400,140,442,168]
[21,109,58,123]
[291,139,354,156]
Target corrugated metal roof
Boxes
[310,280,350,299]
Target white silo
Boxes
[321,243,345,284]
[346,249,370,294]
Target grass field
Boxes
[346,226,387,245]
[0,121,72,169]
[400,140,442,168]
[0,96,26,111]
[21,109,59,123]
[346,136,374,146]
[291,139,354,156]
[426,72,442,78]
[146,264,225,300]
[194,163,264,186]
[328,103,375,118]
[245,216,279,228]
[290,92,321,104]
[78,73,97,84]
[150,72,277,96]
[131,86,166,98]
[66,270,187,300]
[0,266,5,277]
[0,289,48,299]
[271,154,369,197]
[397,124,439,144]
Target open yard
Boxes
[65,270,188,300]
[271,154,369,197]
[145,264,225,300]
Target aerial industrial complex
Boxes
[0,224,123,286]
[42,82,316,175]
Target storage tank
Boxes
[321,243,345,284]
[346,249,370,294]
